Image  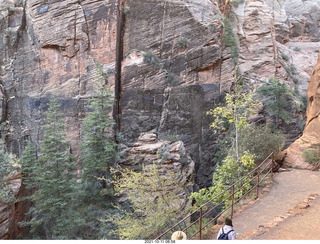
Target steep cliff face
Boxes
[286,53,320,168]
[0,0,320,238]
[234,0,319,145]
[0,0,118,158]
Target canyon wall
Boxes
[286,52,320,168]
[0,0,319,238]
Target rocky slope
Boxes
[0,0,319,239]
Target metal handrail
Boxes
[155,152,275,240]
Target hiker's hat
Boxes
[171,231,187,240]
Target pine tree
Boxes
[20,142,37,191]
[80,81,116,185]
[78,79,118,239]
[25,97,84,239]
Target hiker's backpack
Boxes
[218,228,234,240]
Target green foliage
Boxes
[222,17,238,64]
[302,147,320,164]
[256,78,295,125]
[20,142,37,191]
[293,47,301,52]
[212,135,233,164]
[79,73,118,238]
[166,72,178,86]
[142,51,164,68]
[123,5,130,14]
[250,9,259,15]
[190,152,255,210]
[80,81,116,183]
[230,0,245,7]
[237,124,285,163]
[177,37,188,49]
[207,84,258,161]
[158,131,180,142]
[290,65,298,75]
[207,87,256,133]
[281,53,289,61]
[108,163,191,240]
[22,97,84,239]
[75,181,118,239]
[0,140,19,203]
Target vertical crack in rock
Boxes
[114,0,125,140]
[77,0,91,51]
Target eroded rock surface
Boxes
[0,0,319,238]
[119,132,195,203]
[0,171,31,239]
[285,53,320,168]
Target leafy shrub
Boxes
[222,17,238,64]
[108,163,192,239]
[281,53,289,61]
[190,152,255,210]
[177,37,188,49]
[302,147,320,164]
[290,65,298,75]
[231,0,245,7]
[166,72,178,86]
[250,9,259,15]
[237,124,285,163]
[256,78,295,125]
[142,51,163,68]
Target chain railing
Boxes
[155,152,276,240]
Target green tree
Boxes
[207,83,257,161]
[24,97,84,239]
[0,140,19,203]
[20,142,37,191]
[80,82,116,184]
[191,82,258,210]
[256,78,295,126]
[78,73,117,239]
[238,124,285,163]
[107,163,191,240]
[190,152,255,210]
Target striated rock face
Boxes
[0,172,31,239]
[233,0,319,146]
[285,53,320,169]
[0,0,319,238]
[0,0,118,157]
[119,0,225,189]
[119,132,195,203]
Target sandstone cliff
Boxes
[286,52,320,169]
[0,0,320,239]
[1,0,319,188]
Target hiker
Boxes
[171,231,187,240]
[217,217,236,240]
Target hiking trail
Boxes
[212,169,320,240]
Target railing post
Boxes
[271,153,274,179]
[199,207,202,240]
[256,168,260,199]
[231,185,235,219]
